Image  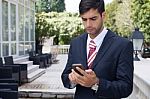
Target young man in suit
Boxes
[61,0,134,99]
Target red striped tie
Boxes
[88,40,97,69]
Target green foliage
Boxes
[105,1,118,33]
[35,12,84,45]
[131,0,150,42]
[105,0,133,38]
[35,0,65,13]
[50,0,65,12]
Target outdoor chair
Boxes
[0,90,18,99]
[28,51,48,68]
[0,57,20,85]
[4,56,27,84]
[0,66,12,79]
[0,64,18,99]
[0,64,17,84]
[38,50,52,67]
[0,83,18,91]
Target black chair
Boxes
[0,65,17,84]
[0,57,20,85]
[0,67,12,79]
[28,51,48,68]
[3,56,27,84]
[0,65,18,99]
[0,78,16,83]
[0,90,18,99]
[0,83,18,91]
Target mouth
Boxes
[86,28,95,34]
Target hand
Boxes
[68,69,78,84]
[72,67,98,87]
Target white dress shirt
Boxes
[87,27,108,58]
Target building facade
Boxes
[0,0,35,57]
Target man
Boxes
[61,0,134,99]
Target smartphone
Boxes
[72,64,85,76]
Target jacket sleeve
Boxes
[96,41,134,98]
[61,42,74,89]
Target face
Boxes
[80,8,105,38]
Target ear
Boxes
[102,12,106,19]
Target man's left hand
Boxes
[72,67,98,87]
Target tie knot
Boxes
[89,40,96,49]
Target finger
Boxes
[85,69,93,74]
[68,73,73,81]
[76,67,87,76]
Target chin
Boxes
[88,32,96,35]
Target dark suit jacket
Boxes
[61,30,134,99]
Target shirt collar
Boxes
[87,27,108,47]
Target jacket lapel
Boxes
[79,33,88,69]
[92,30,116,69]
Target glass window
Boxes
[18,5,24,41]
[25,0,29,7]
[11,43,16,55]
[2,43,9,56]
[25,7,29,41]
[30,10,35,41]
[10,3,16,41]
[19,0,24,4]
[2,0,8,41]
[0,43,1,57]
[19,42,24,55]
[31,42,35,51]
[25,42,31,54]
[30,0,35,9]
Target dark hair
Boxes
[79,0,105,15]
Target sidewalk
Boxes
[19,54,75,98]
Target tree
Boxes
[105,1,118,34]
[35,12,84,45]
[131,0,150,43]
[35,0,65,13]
[50,0,65,12]
[105,0,133,38]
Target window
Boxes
[31,42,35,51]
[25,0,29,7]
[19,42,24,55]
[19,0,24,4]
[10,3,16,41]
[30,0,35,9]
[0,43,1,57]
[30,10,35,41]
[25,42,31,54]
[0,0,35,57]
[11,43,16,55]
[25,7,29,41]
[2,43,9,56]
[18,4,24,41]
[2,0,8,41]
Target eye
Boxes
[90,17,97,21]
[82,18,87,21]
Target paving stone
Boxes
[19,54,75,98]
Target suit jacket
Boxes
[61,29,134,99]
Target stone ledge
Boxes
[19,91,74,98]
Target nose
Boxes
[86,20,91,27]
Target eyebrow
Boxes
[82,16,97,20]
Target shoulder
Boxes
[70,33,87,43]
[106,29,133,48]
[108,29,132,44]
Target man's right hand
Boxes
[68,69,78,84]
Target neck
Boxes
[89,26,104,39]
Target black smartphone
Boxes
[72,64,85,76]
